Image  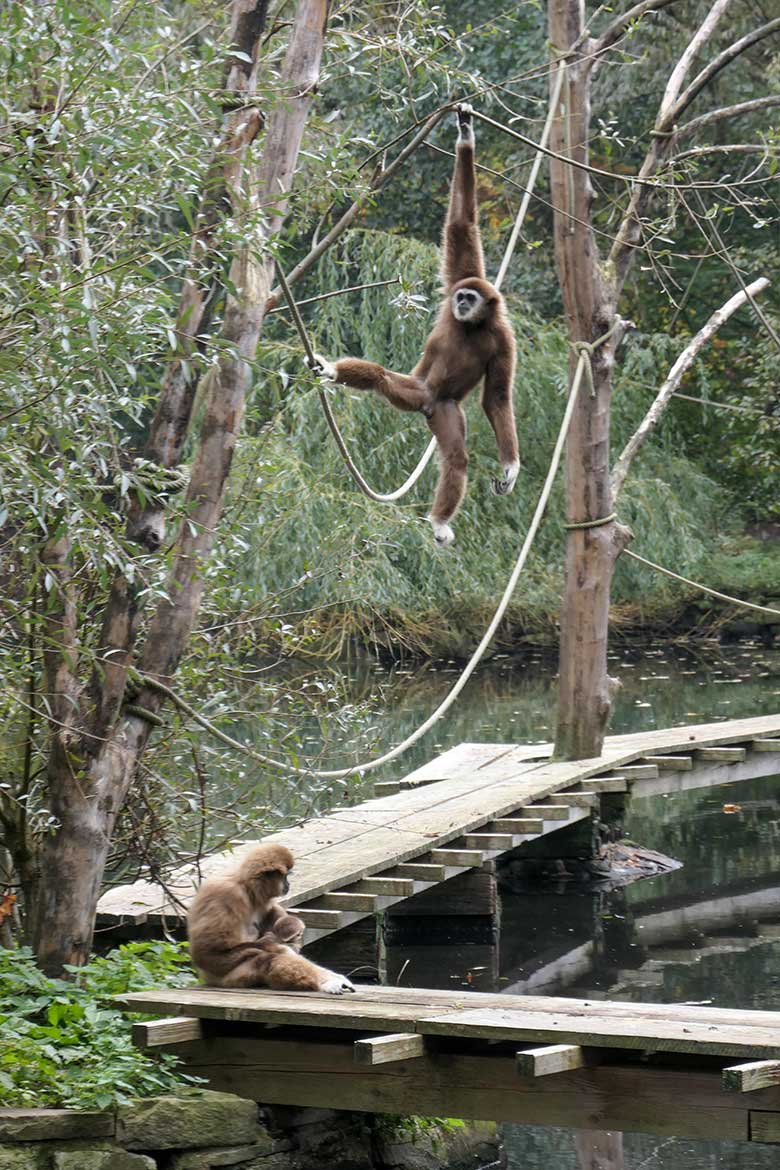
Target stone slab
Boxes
[116,1092,259,1151]
[0,1110,114,1142]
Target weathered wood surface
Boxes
[132,1031,780,1143]
[516,1043,589,1077]
[132,1016,204,1047]
[98,713,780,926]
[354,1032,425,1065]
[121,984,780,1058]
[724,1060,780,1093]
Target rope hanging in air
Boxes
[137,326,617,778]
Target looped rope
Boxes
[274,258,437,502]
[564,511,616,530]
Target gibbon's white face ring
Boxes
[451,287,486,323]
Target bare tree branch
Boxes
[677,95,780,139]
[671,17,780,124]
[670,142,778,165]
[593,0,681,57]
[611,277,770,498]
[658,0,736,127]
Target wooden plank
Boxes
[618,764,659,780]
[724,1060,780,1093]
[163,1033,760,1142]
[750,1112,780,1143]
[373,782,401,796]
[132,1017,204,1047]
[297,909,343,929]
[354,1033,425,1065]
[317,893,377,913]
[418,1007,780,1058]
[490,818,544,834]
[640,755,693,771]
[697,747,747,763]
[393,863,447,882]
[354,877,414,896]
[463,833,514,850]
[578,778,628,793]
[551,792,598,808]
[428,849,484,867]
[751,739,780,753]
[518,804,570,820]
[391,743,515,788]
[516,1044,588,1077]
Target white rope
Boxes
[624,549,780,618]
[494,60,566,291]
[140,346,595,779]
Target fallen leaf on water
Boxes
[722,803,742,814]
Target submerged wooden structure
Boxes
[124,983,780,1143]
[99,714,780,944]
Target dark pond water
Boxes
[352,640,780,1170]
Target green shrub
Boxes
[0,942,199,1110]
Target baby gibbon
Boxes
[187,843,355,994]
[312,105,518,547]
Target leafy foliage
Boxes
[0,942,197,1109]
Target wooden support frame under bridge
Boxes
[123,984,780,1145]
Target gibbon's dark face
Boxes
[451,285,488,323]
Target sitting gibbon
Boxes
[187,844,355,994]
[312,105,519,547]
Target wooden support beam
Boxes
[516,1044,589,1077]
[318,892,377,913]
[697,746,747,763]
[724,1060,780,1093]
[373,781,401,796]
[751,739,780,753]
[490,818,544,834]
[132,1017,203,1048]
[618,764,659,780]
[463,833,514,850]
[551,791,599,807]
[640,755,693,771]
[394,863,446,882]
[579,777,628,793]
[296,908,343,929]
[355,877,414,897]
[428,849,485,867]
[518,804,570,820]
[354,1033,426,1065]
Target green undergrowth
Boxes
[206,229,767,658]
[0,942,197,1110]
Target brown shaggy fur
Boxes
[318,107,518,539]
[187,844,354,993]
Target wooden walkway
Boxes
[98,714,780,942]
[124,983,780,1143]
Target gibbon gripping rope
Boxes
[139,328,615,779]
[277,77,563,504]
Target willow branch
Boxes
[611,277,770,499]
[264,107,447,309]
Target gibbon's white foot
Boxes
[491,460,520,497]
[321,974,355,995]
[308,353,338,381]
[431,520,455,547]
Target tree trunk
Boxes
[30,0,331,975]
[549,0,631,761]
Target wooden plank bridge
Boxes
[123,983,780,1143]
[99,713,780,944]
[114,713,780,1144]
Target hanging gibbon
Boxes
[187,844,355,994]
[311,105,519,546]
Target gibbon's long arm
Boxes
[441,106,486,289]
[318,356,432,413]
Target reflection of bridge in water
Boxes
[111,713,780,1145]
